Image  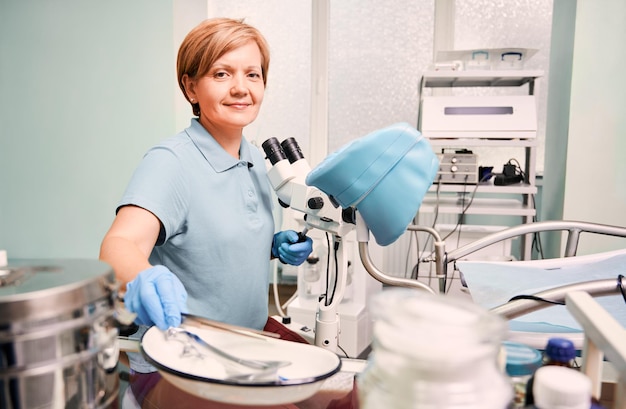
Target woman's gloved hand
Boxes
[124,265,188,330]
[272,230,313,266]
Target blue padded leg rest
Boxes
[306,122,439,246]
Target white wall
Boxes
[562,0,626,254]
[0,1,176,258]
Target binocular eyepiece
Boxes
[262,137,304,165]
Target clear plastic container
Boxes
[466,50,491,70]
[357,289,512,409]
[496,51,524,70]
[297,255,322,305]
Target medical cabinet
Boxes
[417,69,543,260]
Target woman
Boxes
[100,18,313,333]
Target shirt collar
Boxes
[184,118,254,172]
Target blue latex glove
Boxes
[124,265,188,330]
[272,230,313,266]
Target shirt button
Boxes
[248,190,253,197]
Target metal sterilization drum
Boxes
[0,259,120,409]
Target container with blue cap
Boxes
[543,337,577,367]
[525,337,578,407]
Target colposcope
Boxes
[262,123,442,354]
[262,136,354,351]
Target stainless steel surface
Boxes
[0,259,119,409]
[0,259,116,324]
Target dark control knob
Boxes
[307,197,324,209]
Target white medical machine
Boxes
[420,95,537,140]
[285,230,383,358]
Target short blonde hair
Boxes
[177,18,270,116]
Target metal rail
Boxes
[443,220,626,289]
[490,278,622,320]
[358,220,626,295]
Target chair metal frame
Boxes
[443,220,626,292]
[359,219,626,295]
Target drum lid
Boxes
[0,259,115,325]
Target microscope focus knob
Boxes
[307,197,324,210]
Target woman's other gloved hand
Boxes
[124,265,188,330]
[272,230,313,266]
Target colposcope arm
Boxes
[355,214,439,294]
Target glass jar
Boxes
[297,255,322,306]
[357,289,512,409]
[502,341,542,408]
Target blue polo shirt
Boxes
[119,119,275,330]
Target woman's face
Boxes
[185,41,265,137]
